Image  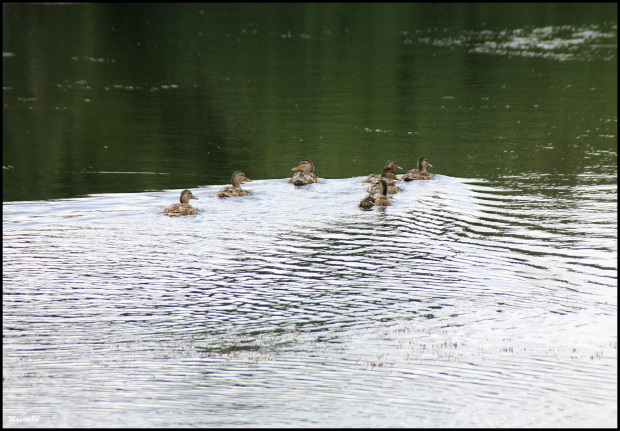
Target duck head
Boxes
[180,189,198,204]
[384,160,403,171]
[417,157,432,172]
[231,171,252,188]
[381,166,401,181]
[291,159,315,174]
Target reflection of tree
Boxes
[2,3,617,201]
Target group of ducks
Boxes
[163,157,433,216]
[358,157,432,208]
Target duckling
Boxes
[402,157,433,181]
[164,189,198,216]
[217,171,252,197]
[359,179,391,208]
[362,160,402,183]
[289,159,318,185]
[366,165,401,194]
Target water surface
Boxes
[3,3,617,428]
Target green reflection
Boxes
[2,3,617,202]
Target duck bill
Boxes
[244,178,252,183]
[291,166,302,171]
[191,196,198,200]
[427,163,433,168]
[393,175,401,181]
[396,165,403,170]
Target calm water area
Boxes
[3,3,617,427]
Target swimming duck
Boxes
[164,189,198,216]
[359,179,391,208]
[402,157,433,181]
[366,165,401,194]
[289,159,318,185]
[217,171,252,197]
[362,160,402,183]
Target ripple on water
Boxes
[3,175,617,427]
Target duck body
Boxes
[362,174,382,184]
[164,203,198,216]
[402,157,433,181]
[289,159,318,185]
[289,171,317,186]
[164,190,198,216]
[362,160,402,183]
[217,187,247,197]
[386,182,398,194]
[359,179,391,208]
[373,193,392,206]
[218,171,252,197]
[402,170,432,181]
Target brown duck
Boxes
[217,171,252,197]
[359,179,391,208]
[402,157,433,181]
[289,159,318,185]
[164,189,198,216]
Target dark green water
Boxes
[2,3,617,202]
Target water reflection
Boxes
[417,23,618,62]
[3,3,617,201]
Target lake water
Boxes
[3,3,617,428]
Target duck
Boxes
[362,160,402,183]
[289,159,318,185]
[359,179,391,208]
[164,189,198,216]
[217,171,252,197]
[366,165,401,194]
[402,157,433,181]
